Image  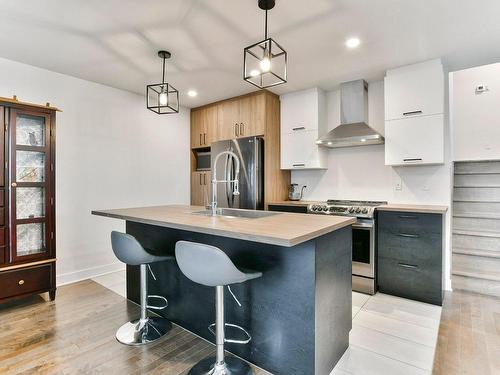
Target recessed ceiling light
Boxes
[361,138,367,142]
[187,90,197,97]
[346,37,361,49]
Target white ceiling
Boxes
[1,0,500,108]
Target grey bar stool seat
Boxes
[175,240,262,375]
[111,231,174,345]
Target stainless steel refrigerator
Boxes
[211,136,264,210]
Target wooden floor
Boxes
[3,280,500,375]
[433,289,500,374]
[0,280,270,375]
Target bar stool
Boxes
[175,240,262,375]
[111,231,173,345]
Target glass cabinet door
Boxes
[10,110,53,262]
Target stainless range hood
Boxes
[316,79,384,148]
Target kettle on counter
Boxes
[288,184,307,201]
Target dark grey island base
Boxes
[126,221,352,375]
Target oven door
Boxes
[352,220,375,278]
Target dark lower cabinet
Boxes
[377,211,443,305]
[268,203,308,213]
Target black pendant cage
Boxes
[147,50,179,114]
[244,37,287,89]
[146,83,179,114]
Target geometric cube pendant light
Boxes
[146,50,179,114]
[244,0,287,89]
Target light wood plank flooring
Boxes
[0,280,269,375]
[433,290,500,374]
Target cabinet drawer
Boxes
[0,191,4,206]
[378,211,442,235]
[0,263,54,300]
[0,246,6,266]
[378,257,442,305]
[0,227,6,246]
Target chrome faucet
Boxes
[211,151,240,216]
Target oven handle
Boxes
[352,222,374,229]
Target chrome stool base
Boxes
[188,356,253,375]
[116,316,172,346]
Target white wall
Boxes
[291,81,453,289]
[0,58,190,285]
[451,62,500,161]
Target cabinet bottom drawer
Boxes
[0,263,54,300]
[378,258,442,305]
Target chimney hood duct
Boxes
[316,79,384,148]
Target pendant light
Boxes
[146,50,179,114]
[244,0,287,89]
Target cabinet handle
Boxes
[240,123,244,135]
[399,215,418,219]
[199,133,202,146]
[203,133,206,145]
[403,158,422,163]
[235,123,239,137]
[11,182,17,188]
[199,174,202,185]
[292,126,306,131]
[397,233,420,238]
[203,173,206,185]
[403,110,423,116]
[292,163,306,167]
[18,279,25,285]
[398,263,419,270]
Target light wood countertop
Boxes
[378,204,448,214]
[92,205,355,247]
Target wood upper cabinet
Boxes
[217,92,266,141]
[191,171,211,207]
[191,105,217,148]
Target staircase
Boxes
[452,161,500,297]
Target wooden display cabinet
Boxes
[0,97,57,304]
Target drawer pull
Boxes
[399,215,418,219]
[292,163,306,167]
[397,233,419,238]
[292,126,306,131]
[398,263,419,270]
[18,279,25,285]
[403,158,422,163]
[403,110,423,116]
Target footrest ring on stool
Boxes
[208,322,252,344]
[147,295,168,310]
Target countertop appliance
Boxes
[307,200,387,294]
[288,184,306,201]
[211,136,264,210]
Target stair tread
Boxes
[453,229,500,238]
[453,212,500,219]
[452,269,500,282]
[453,247,500,258]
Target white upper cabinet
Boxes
[385,114,444,166]
[384,59,445,166]
[384,59,444,121]
[280,88,327,170]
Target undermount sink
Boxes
[192,208,280,219]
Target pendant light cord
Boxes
[264,9,268,39]
[162,56,166,85]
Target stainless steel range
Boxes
[307,200,387,295]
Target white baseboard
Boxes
[56,262,125,286]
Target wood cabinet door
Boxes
[217,100,239,141]
[203,105,218,146]
[191,171,211,206]
[9,108,54,264]
[191,109,204,148]
[239,93,265,137]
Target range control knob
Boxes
[349,207,355,213]
[362,208,368,214]
[355,207,361,213]
[322,206,328,212]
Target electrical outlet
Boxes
[395,177,402,191]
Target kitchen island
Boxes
[92,205,355,375]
